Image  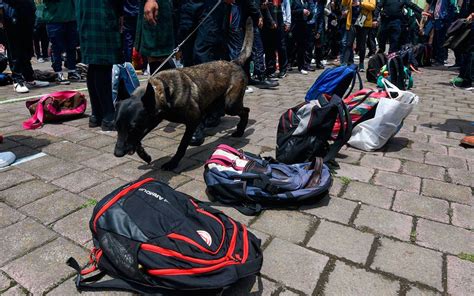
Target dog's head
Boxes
[114,79,168,158]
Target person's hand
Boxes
[467,13,474,22]
[315,32,321,39]
[258,17,263,28]
[144,0,159,25]
[224,0,235,4]
[372,21,378,28]
[261,1,269,9]
[271,22,277,29]
[422,11,432,18]
[303,9,310,17]
[284,23,290,32]
[352,0,360,6]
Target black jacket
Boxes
[377,0,423,19]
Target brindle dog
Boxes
[114,18,253,170]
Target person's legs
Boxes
[64,21,78,72]
[304,24,316,69]
[262,27,277,75]
[377,20,388,53]
[46,23,69,84]
[123,16,138,63]
[356,26,368,70]
[33,25,42,60]
[87,64,115,130]
[40,25,49,59]
[295,23,308,71]
[367,27,376,56]
[87,65,102,125]
[276,16,288,75]
[342,27,356,65]
[388,19,401,53]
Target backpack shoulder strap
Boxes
[323,95,352,162]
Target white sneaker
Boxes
[311,58,316,64]
[14,82,29,93]
[37,58,45,63]
[0,152,16,168]
[245,86,254,94]
[26,80,50,88]
[300,69,309,75]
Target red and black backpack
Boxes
[67,178,263,293]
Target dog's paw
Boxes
[231,130,245,137]
[161,160,179,171]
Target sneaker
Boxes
[55,73,70,85]
[311,58,316,64]
[26,80,49,88]
[89,115,102,128]
[189,127,205,146]
[303,65,316,72]
[460,135,474,147]
[277,70,287,78]
[14,82,29,93]
[101,120,115,132]
[358,64,365,72]
[0,152,16,168]
[249,75,279,89]
[315,62,325,69]
[245,86,254,94]
[37,58,45,63]
[300,69,309,75]
[68,71,84,82]
[266,72,279,79]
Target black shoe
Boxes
[249,75,279,89]
[189,128,205,146]
[277,70,287,78]
[303,65,316,72]
[89,115,102,128]
[101,120,115,131]
[431,61,445,67]
[315,62,325,69]
[266,72,279,79]
[68,71,85,82]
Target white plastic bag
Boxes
[348,79,419,151]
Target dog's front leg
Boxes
[161,124,197,171]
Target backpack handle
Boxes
[324,95,352,162]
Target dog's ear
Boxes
[117,79,130,102]
[142,82,156,113]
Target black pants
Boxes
[378,18,402,53]
[87,65,115,122]
[262,14,288,75]
[293,22,308,70]
[367,27,377,55]
[34,23,49,59]
[4,18,35,83]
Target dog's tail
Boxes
[233,17,254,66]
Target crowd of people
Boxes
[0,0,473,139]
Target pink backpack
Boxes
[23,91,87,130]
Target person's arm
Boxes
[282,0,292,28]
[341,0,351,8]
[406,0,423,14]
[261,0,276,26]
[315,2,325,34]
[361,0,376,11]
[291,0,308,20]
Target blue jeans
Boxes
[227,5,243,60]
[122,16,137,63]
[46,21,78,72]
[433,19,450,63]
[251,26,266,76]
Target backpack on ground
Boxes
[377,55,413,90]
[33,69,57,82]
[305,64,363,101]
[332,88,389,137]
[366,53,387,83]
[0,53,7,73]
[67,178,263,293]
[0,73,13,86]
[204,145,332,215]
[276,94,352,164]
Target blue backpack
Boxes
[112,62,140,103]
[204,145,332,215]
[305,64,363,102]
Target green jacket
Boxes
[76,0,124,65]
[37,0,76,23]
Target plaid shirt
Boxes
[76,0,124,65]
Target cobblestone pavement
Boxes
[0,63,473,295]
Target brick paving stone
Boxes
[20,190,85,224]
[372,238,443,290]
[78,135,116,149]
[16,155,83,181]
[342,181,394,209]
[324,261,399,296]
[2,238,87,295]
[451,203,474,229]
[0,273,12,291]
[416,218,474,254]
[392,191,449,223]
[302,195,358,224]
[425,152,467,170]
[416,126,448,137]
[0,203,25,228]
[335,163,374,183]
[61,129,97,143]
[42,141,102,163]
[52,168,110,193]
[81,153,131,172]
[82,178,126,200]
[406,286,441,296]
[336,150,362,164]
[251,210,313,244]
[374,171,421,193]
[224,277,280,296]
[308,220,374,264]
[448,147,474,160]
[355,205,412,241]
[422,179,472,205]
[0,219,56,266]
[359,155,402,172]
[402,161,446,181]
[278,289,299,296]
[106,161,149,182]
[176,180,210,202]
[429,135,461,147]
[385,149,425,163]
[2,285,27,295]
[410,142,448,155]
[0,180,59,208]
[329,177,344,197]
[248,228,271,247]
[448,168,474,187]
[0,169,35,191]
[447,255,474,295]
[39,123,80,137]
[144,169,192,188]
[52,207,93,246]
[261,238,328,294]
